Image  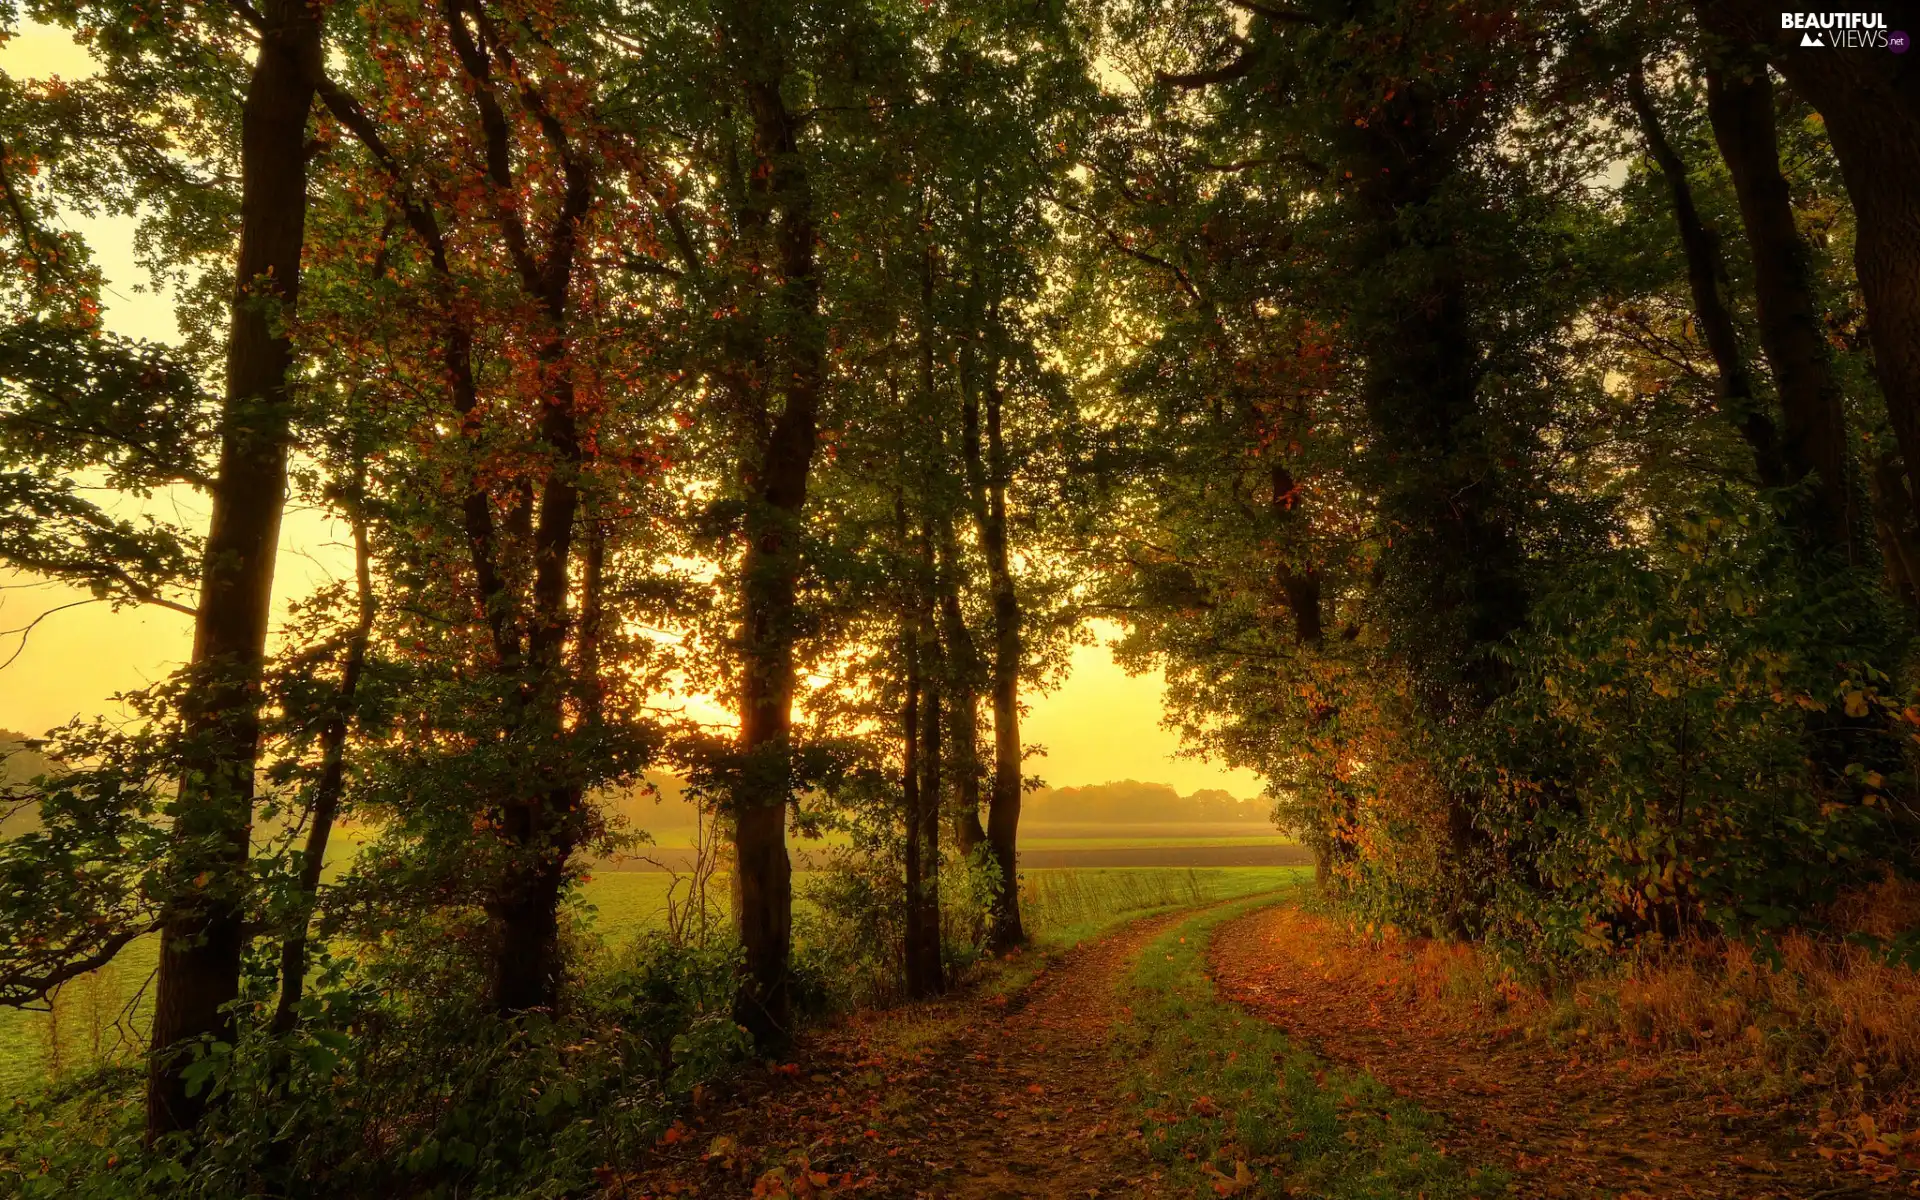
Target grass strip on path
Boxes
[977,867,1309,1006]
[1116,894,1509,1199]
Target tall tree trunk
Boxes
[1697,21,1861,558]
[1706,0,1920,546]
[271,484,374,1035]
[905,518,945,996]
[721,0,822,1046]
[146,1,320,1140]
[322,11,601,1013]
[897,509,925,993]
[487,368,585,1013]
[1347,90,1524,934]
[438,0,598,1013]
[1871,450,1920,602]
[1624,60,1786,489]
[921,241,986,859]
[938,524,988,856]
[964,361,1025,950]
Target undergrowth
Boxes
[1116,896,1506,1199]
[0,934,749,1199]
[1290,877,1920,1183]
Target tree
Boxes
[1703,0,1920,551]
[1694,6,1860,558]
[302,0,670,1014]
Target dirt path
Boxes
[1209,902,1888,1199]
[609,914,1183,1199]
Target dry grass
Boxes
[1279,880,1920,1183]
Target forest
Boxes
[2,0,1919,1195]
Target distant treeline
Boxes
[1022,781,1269,829]
[600,774,1270,839]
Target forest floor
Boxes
[1209,902,1906,1199]
[605,896,1910,1200]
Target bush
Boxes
[794,844,997,1010]
[0,931,750,1199]
[1474,508,1911,963]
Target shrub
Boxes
[0,929,750,1199]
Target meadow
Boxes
[0,864,1302,1094]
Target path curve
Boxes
[609,913,1185,1199]
[1209,901,1879,1199]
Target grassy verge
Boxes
[1023,866,1305,950]
[1276,879,1920,1182]
[973,867,1308,1004]
[1116,895,1507,1199]
[0,866,1306,1095]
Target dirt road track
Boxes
[610,914,1185,1198]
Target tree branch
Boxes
[1158,49,1257,90]
[1226,0,1316,23]
[0,920,159,1009]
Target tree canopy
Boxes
[3,0,1920,1191]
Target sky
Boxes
[0,24,1265,800]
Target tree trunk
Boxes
[922,244,986,860]
[321,6,602,1014]
[969,364,1025,950]
[1624,60,1785,489]
[938,524,988,857]
[487,366,585,1013]
[437,0,597,1012]
[722,0,822,1046]
[898,527,925,993]
[1706,0,1920,547]
[1345,88,1523,933]
[1697,22,1860,558]
[905,518,945,996]
[146,1,319,1140]
[272,485,374,1036]
[1269,463,1323,646]
[1871,449,1920,602]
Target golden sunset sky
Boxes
[0,23,1264,799]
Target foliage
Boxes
[0,713,169,1007]
[5,0,1920,1187]
[1071,0,1920,964]
[0,932,748,1199]
[1471,504,1911,961]
[792,765,1000,1009]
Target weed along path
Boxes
[1207,902,1881,1199]
[609,911,1188,1199]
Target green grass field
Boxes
[1016,834,1296,850]
[0,864,1305,1095]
